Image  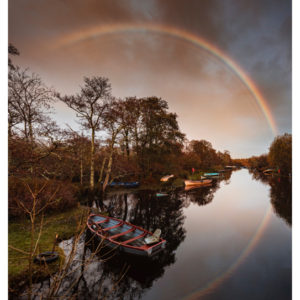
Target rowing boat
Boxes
[87,214,166,257]
[160,175,174,182]
[203,172,219,177]
[156,193,169,197]
[108,182,139,188]
[184,179,212,186]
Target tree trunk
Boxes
[80,156,83,186]
[123,193,128,221]
[8,120,12,138]
[124,130,130,158]
[98,157,107,184]
[28,118,33,142]
[90,128,95,190]
[24,119,28,140]
[103,149,113,192]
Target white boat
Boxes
[160,175,174,182]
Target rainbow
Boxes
[52,23,277,136]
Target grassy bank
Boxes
[8,204,89,294]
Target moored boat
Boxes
[160,175,174,182]
[225,166,236,169]
[262,169,275,175]
[109,181,139,188]
[87,214,166,257]
[156,192,169,197]
[184,179,212,186]
[203,172,219,177]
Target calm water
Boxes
[30,169,291,299]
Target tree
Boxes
[8,43,19,70]
[268,133,292,174]
[136,97,185,175]
[57,76,111,190]
[8,67,55,141]
[102,100,125,191]
[189,139,218,169]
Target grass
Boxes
[8,204,89,293]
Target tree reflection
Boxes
[28,181,225,299]
[248,168,271,185]
[269,177,292,226]
[248,169,292,226]
[60,189,189,299]
[105,190,187,272]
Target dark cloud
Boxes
[9,0,291,157]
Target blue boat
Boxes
[87,214,166,257]
[156,193,169,197]
[203,173,219,177]
[109,182,140,188]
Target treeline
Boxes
[8,44,232,216]
[233,133,292,175]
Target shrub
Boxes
[8,177,78,218]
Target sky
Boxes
[8,0,292,158]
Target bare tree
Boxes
[57,77,111,190]
[8,67,55,142]
[8,43,19,70]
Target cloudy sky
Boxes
[8,0,291,157]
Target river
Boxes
[30,169,292,299]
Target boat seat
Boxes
[103,220,124,231]
[144,229,161,245]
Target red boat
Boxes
[87,214,166,257]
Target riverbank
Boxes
[8,204,89,295]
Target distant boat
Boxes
[263,169,275,175]
[204,172,219,177]
[160,175,174,182]
[184,179,212,186]
[156,193,169,197]
[109,182,139,188]
[87,214,166,257]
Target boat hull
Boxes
[184,179,212,186]
[109,182,140,188]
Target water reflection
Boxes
[25,170,291,300]
[269,177,292,226]
[248,169,292,226]
[182,180,221,206]
[27,175,229,299]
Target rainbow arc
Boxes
[53,22,278,136]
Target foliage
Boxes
[268,133,292,174]
[182,139,232,172]
[233,133,292,175]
